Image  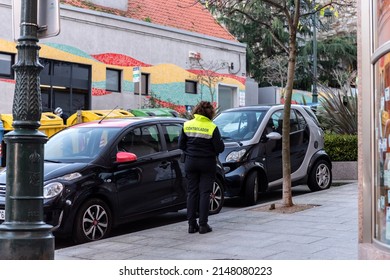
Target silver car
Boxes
[214,104,332,205]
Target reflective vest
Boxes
[183,114,216,139]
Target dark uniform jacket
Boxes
[179,114,224,158]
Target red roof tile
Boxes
[61,0,236,41]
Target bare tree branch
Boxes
[262,55,288,87]
[189,58,228,103]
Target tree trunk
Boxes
[281,3,299,207]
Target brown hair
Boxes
[192,101,216,120]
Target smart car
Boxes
[0,117,225,243]
[213,104,332,205]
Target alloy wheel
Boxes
[82,204,109,241]
[316,163,331,189]
[209,179,224,215]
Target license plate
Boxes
[0,209,4,220]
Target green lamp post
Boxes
[0,0,54,259]
[312,1,318,104]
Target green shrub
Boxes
[324,134,358,161]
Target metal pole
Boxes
[312,2,318,104]
[0,0,54,259]
[138,78,142,108]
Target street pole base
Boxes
[0,225,54,260]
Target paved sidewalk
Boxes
[55,182,358,260]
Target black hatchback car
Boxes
[0,117,225,243]
[213,104,332,205]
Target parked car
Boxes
[0,117,225,243]
[213,104,332,205]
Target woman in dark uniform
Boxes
[179,101,225,234]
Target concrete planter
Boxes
[331,161,358,181]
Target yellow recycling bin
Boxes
[66,109,134,126]
[0,112,67,137]
[40,112,67,137]
[0,114,13,131]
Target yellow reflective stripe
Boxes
[185,132,212,139]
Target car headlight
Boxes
[59,172,82,181]
[43,172,81,199]
[226,149,247,163]
[43,182,64,199]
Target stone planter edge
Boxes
[331,161,358,181]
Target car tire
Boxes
[73,198,112,244]
[209,177,224,215]
[244,171,259,206]
[308,159,332,192]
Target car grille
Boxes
[0,185,5,196]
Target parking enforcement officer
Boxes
[179,101,225,234]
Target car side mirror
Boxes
[266,132,282,140]
[116,152,137,163]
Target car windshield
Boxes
[214,109,267,141]
[45,126,122,163]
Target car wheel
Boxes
[73,198,112,244]
[209,178,224,215]
[308,159,332,192]
[244,171,259,206]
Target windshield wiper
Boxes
[44,159,61,163]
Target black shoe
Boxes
[188,224,199,234]
[199,224,212,234]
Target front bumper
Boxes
[222,164,250,197]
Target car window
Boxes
[118,125,161,157]
[290,110,300,132]
[296,110,307,130]
[214,110,266,141]
[162,123,182,151]
[267,110,305,133]
[45,127,121,162]
[99,130,109,148]
[270,110,283,134]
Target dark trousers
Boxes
[185,156,216,226]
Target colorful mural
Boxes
[0,38,245,113]
[291,90,314,104]
[279,88,317,105]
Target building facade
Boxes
[0,0,246,116]
[359,0,390,259]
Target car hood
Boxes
[0,162,90,184]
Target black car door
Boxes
[289,109,310,172]
[263,109,309,182]
[262,110,284,182]
[160,122,187,204]
[113,124,175,218]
